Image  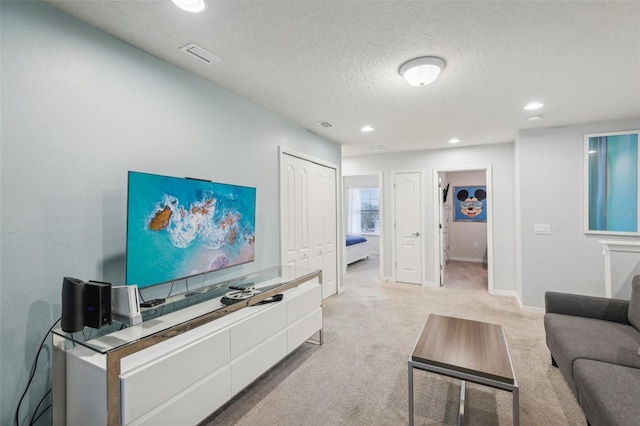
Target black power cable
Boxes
[29,388,51,425]
[15,317,61,426]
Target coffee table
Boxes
[408,314,519,425]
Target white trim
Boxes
[521,305,545,314]
[279,146,339,170]
[491,289,545,313]
[598,240,640,298]
[491,289,518,298]
[391,169,425,285]
[433,166,495,294]
[448,257,487,263]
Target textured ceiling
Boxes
[45,0,640,157]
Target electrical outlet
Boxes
[534,224,551,235]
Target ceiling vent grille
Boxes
[318,121,334,128]
[179,43,222,65]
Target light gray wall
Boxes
[446,170,487,262]
[517,118,640,308]
[0,2,340,424]
[342,142,515,291]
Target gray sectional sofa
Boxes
[544,275,640,426]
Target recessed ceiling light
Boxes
[171,0,206,13]
[399,56,445,86]
[361,126,375,132]
[524,102,544,110]
[528,116,542,121]
[448,138,461,144]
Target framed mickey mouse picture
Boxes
[454,186,487,222]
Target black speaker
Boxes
[85,281,112,329]
[61,277,85,333]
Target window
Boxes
[347,187,379,234]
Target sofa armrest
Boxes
[545,291,630,324]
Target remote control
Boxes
[140,298,165,308]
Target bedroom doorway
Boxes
[433,166,493,293]
[343,172,383,281]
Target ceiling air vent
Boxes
[318,121,334,128]
[179,43,222,65]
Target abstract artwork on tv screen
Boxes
[126,171,256,289]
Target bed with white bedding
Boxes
[346,234,370,265]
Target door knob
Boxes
[412,232,420,237]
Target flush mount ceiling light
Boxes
[524,102,544,110]
[448,138,461,144]
[399,56,445,86]
[361,126,375,132]
[171,0,206,13]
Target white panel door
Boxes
[280,152,338,298]
[309,163,324,273]
[280,157,298,267]
[438,175,448,286]
[297,161,312,268]
[320,166,337,298]
[394,172,422,284]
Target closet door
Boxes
[280,156,298,267]
[319,166,337,298]
[280,153,338,299]
[297,161,313,268]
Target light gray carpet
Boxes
[204,258,585,425]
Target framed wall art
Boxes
[454,186,487,222]
[584,130,640,235]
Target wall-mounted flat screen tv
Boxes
[126,171,256,289]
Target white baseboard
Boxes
[448,257,487,263]
[489,289,543,313]
[422,281,437,287]
[491,289,518,298]
[520,305,545,314]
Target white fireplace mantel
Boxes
[598,240,640,298]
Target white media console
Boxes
[52,266,323,425]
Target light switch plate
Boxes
[534,224,551,235]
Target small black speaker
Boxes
[85,281,112,329]
[61,277,85,333]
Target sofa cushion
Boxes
[628,275,640,331]
[573,359,640,426]
[545,313,640,384]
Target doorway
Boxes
[343,172,383,281]
[434,166,493,293]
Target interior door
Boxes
[320,166,337,298]
[438,175,449,286]
[394,172,422,284]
